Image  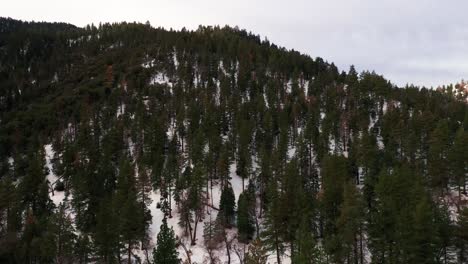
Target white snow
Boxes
[142,59,155,68]
[287,146,296,160]
[166,118,176,140]
[173,50,179,69]
[150,72,173,87]
[369,114,377,131]
[117,104,125,118]
[376,135,384,150]
[264,92,269,108]
[52,72,58,83]
[44,144,66,207]
[382,101,388,113]
[8,157,14,169]
[320,111,326,120]
[286,79,293,94]
[143,162,263,264]
[328,135,336,154]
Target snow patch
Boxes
[44,144,66,207]
[150,72,173,87]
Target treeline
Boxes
[0,17,467,263]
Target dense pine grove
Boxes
[0,17,467,264]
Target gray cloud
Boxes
[2,0,467,87]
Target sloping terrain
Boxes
[0,17,467,264]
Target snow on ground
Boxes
[287,146,296,160]
[358,167,364,186]
[266,250,291,264]
[328,135,336,154]
[141,161,294,264]
[229,163,246,202]
[150,72,173,87]
[376,135,384,150]
[117,103,125,118]
[215,79,221,106]
[166,118,176,140]
[44,144,66,207]
[8,157,14,169]
[142,59,155,68]
[264,93,269,108]
[443,189,468,221]
[369,114,377,131]
[173,50,179,69]
[301,80,309,95]
[382,101,388,114]
[320,111,326,120]
[286,79,292,94]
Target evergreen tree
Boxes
[153,217,180,264]
[262,180,284,264]
[238,191,255,243]
[449,127,467,195]
[456,208,468,263]
[115,157,146,263]
[48,203,77,263]
[94,196,119,262]
[428,120,450,192]
[335,181,364,264]
[293,216,327,264]
[0,18,466,264]
[320,155,348,255]
[219,184,236,227]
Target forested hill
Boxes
[0,17,467,264]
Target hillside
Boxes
[0,17,467,264]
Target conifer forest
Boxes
[0,17,467,264]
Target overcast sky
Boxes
[2,0,467,87]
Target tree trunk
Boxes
[275,235,281,264]
[354,233,358,264]
[180,242,192,264]
[127,242,132,264]
[254,213,260,238]
[187,216,193,243]
[210,176,214,207]
[168,186,172,218]
[242,177,245,192]
[192,215,199,245]
[359,226,364,264]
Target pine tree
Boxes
[120,187,144,263]
[136,165,153,255]
[428,120,450,193]
[320,154,348,253]
[115,157,146,263]
[219,184,236,227]
[153,217,180,264]
[293,216,328,264]
[187,162,205,245]
[48,203,77,263]
[456,208,468,263]
[94,196,119,262]
[335,181,364,264]
[237,191,255,243]
[449,127,467,195]
[369,165,440,264]
[407,195,438,264]
[262,180,284,264]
